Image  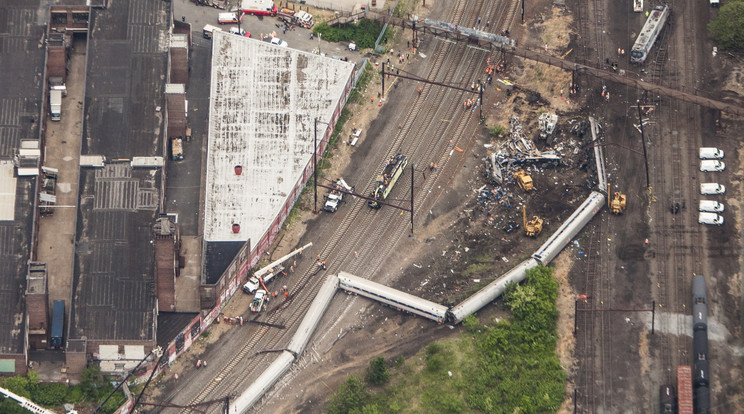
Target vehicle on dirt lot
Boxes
[698,212,723,226]
[699,200,724,213]
[218,12,240,24]
[250,289,268,312]
[243,265,283,293]
[203,24,223,39]
[513,170,534,191]
[270,37,288,47]
[369,154,408,209]
[523,205,543,237]
[607,184,626,214]
[241,0,278,16]
[700,160,725,172]
[229,27,246,36]
[700,183,725,195]
[324,192,343,212]
[699,147,724,159]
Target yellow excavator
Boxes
[513,170,534,191]
[607,183,627,214]
[523,205,543,237]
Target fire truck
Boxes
[241,0,277,16]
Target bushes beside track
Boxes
[325,265,567,413]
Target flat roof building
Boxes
[203,31,354,282]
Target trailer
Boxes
[51,300,64,348]
[49,89,62,121]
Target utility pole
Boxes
[636,100,650,188]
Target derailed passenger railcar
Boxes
[338,272,448,323]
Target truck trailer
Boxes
[49,89,62,121]
[51,300,64,348]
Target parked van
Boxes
[203,24,223,39]
[700,160,725,172]
[218,12,240,24]
[700,183,725,195]
[699,147,724,159]
[699,200,724,213]
[698,212,724,226]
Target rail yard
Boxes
[153,0,744,413]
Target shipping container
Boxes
[678,365,694,414]
[51,300,64,348]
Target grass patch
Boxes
[461,262,492,277]
[325,266,566,413]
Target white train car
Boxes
[532,191,605,265]
[230,350,294,414]
[630,5,670,64]
[447,258,539,324]
[337,272,449,323]
[589,117,607,190]
[287,274,339,356]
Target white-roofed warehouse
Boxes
[203,31,355,284]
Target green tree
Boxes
[365,357,389,386]
[708,1,744,50]
[2,375,31,398]
[326,375,369,414]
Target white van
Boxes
[698,212,724,225]
[700,183,725,195]
[700,160,725,172]
[699,147,724,159]
[699,200,724,213]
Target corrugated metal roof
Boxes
[0,1,45,356]
[204,32,354,243]
[70,0,168,343]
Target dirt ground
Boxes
[156,0,744,412]
[256,1,608,412]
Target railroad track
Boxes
[166,0,525,412]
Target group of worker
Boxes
[195,359,208,369]
[316,255,327,270]
[270,286,290,299]
[463,97,481,110]
[222,315,244,325]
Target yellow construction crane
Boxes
[513,170,534,191]
[607,183,627,214]
[523,205,543,237]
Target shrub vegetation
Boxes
[326,266,567,413]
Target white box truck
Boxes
[49,90,62,121]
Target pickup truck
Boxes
[250,290,268,312]
[324,191,343,212]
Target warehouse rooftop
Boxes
[204,31,355,245]
[0,1,45,358]
[69,0,169,343]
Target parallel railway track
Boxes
[164,0,523,412]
